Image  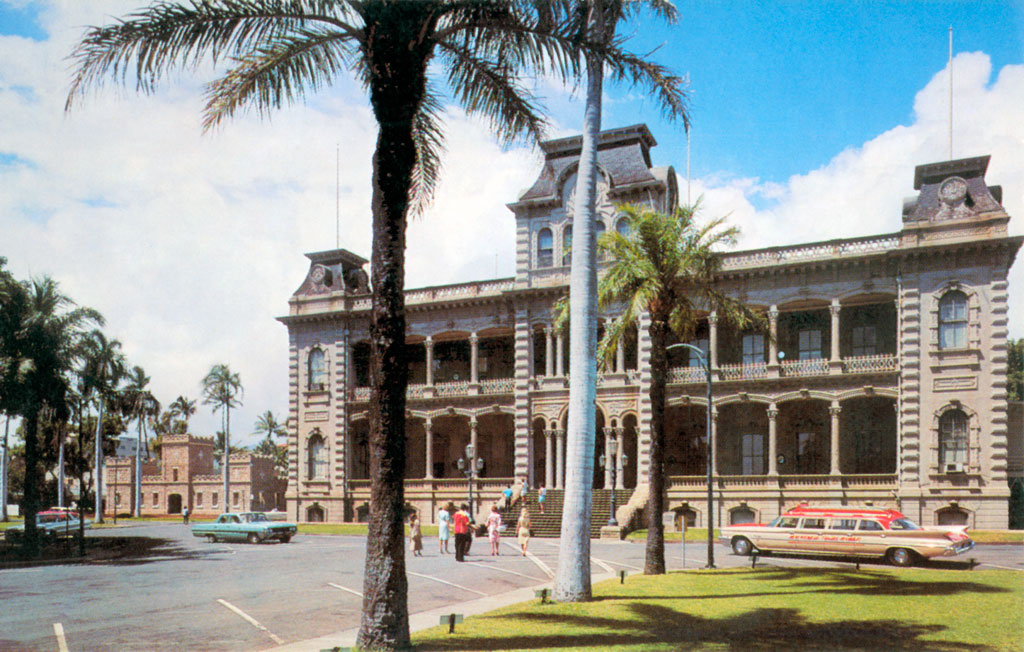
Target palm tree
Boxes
[254,410,287,440]
[202,364,243,515]
[556,0,687,603]
[169,395,197,434]
[80,330,125,525]
[253,410,288,476]
[65,3,684,646]
[5,277,102,556]
[123,365,160,517]
[597,202,764,574]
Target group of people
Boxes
[410,499,538,561]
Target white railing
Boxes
[780,358,830,377]
[405,278,514,304]
[407,383,428,399]
[480,377,515,394]
[351,387,370,401]
[435,380,471,397]
[719,234,900,270]
[718,362,767,381]
[668,366,708,384]
[843,354,898,374]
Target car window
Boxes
[799,518,826,529]
[889,518,921,531]
[829,519,857,530]
[218,516,229,523]
[857,520,883,531]
[774,517,799,528]
[230,516,241,524]
[252,514,268,522]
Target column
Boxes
[708,312,719,371]
[544,429,554,488]
[830,401,841,475]
[710,408,719,476]
[830,299,841,371]
[555,331,565,377]
[470,332,480,384]
[616,338,626,374]
[768,306,779,376]
[424,419,434,479]
[544,324,554,377]
[614,427,625,489]
[470,416,479,459]
[767,405,779,476]
[603,427,613,489]
[561,427,569,487]
[528,328,535,381]
[425,337,434,386]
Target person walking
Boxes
[486,504,502,556]
[502,485,514,510]
[437,502,452,554]
[409,512,423,557]
[183,506,190,524]
[453,503,471,562]
[537,486,546,514]
[517,508,532,556]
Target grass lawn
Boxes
[413,567,1024,651]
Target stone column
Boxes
[830,401,841,475]
[544,324,554,377]
[603,427,613,489]
[708,311,719,372]
[768,306,779,377]
[544,429,554,488]
[556,428,566,489]
[830,299,842,372]
[424,418,434,479]
[616,339,625,374]
[470,416,479,460]
[470,332,480,384]
[555,331,565,377]
[614,427,626,489]
[767,405,779,476]
[711,408,719,476]
[425,336,434,386]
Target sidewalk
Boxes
[270,571,615,651]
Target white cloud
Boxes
[690,52,1024,337]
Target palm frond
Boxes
[408,88,446,216]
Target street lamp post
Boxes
[599,432,628,527]
[666,342,715,569]
[457,444,485,523]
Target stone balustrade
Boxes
[780,358,830,377]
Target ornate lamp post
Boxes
[666,342,715,569]
[599,431,628,526]
[457,444,484,522]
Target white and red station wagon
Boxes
[720,504,974,567]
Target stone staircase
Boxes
[499,488,634,538]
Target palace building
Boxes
[279,124,1021,530]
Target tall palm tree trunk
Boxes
[134,415,143,517]
[222,407,230,514]
[22,407,41,557]
[555,14,604,602]
[77,402,86,556]
[645,318,669,574]
[58,427,65,508]
[93,400,104,523]
[2,414,10,522]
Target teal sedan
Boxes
[191,512,297,544]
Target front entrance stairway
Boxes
[498,488,633,538]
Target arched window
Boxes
[537,228,553,267]
[616,217,629,236]
[595,222,607,260]
[939,291,968,349]
[308,347,327,390]
[307,433,327,480]
[562,225,572,265]
[939,409,968,468]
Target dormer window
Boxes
[538,228,553,267]
[308,347,327,390]
[562,225,572,266]
[939,291,967,349]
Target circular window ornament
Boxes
[310,264,332,286]
[938,177,968,204]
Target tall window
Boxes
[796,432,819,473]
[308,347,327,390]
[596,222,606,260]
[939,291,968,349]
[939,410,968,467]
[851,326,876,356]
[741,434,764,475]
[562,225,572,266]
[688,338,709,368]
[308,433,328,480]
[537,228,553,267]
[798,329,822,359]
[616,217,629,236]
[196,492,204,506]
[742,334,764,365]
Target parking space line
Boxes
[53,623,68,652]
[502,541,555,578]
[406,571,488,596]
[216,599,284,645]
[597,559,642,571]
[466,561,547,582]
[327,582,364,597]
[590,556,615,574]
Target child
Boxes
[486,504,502,556]
[409,512,423,557]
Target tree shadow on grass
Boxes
[414,603,993,651]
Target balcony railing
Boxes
[668,366,708,384]
[718,362,767,381]
[668,473,897,490]
[435,380,471,397]
[780,358,830,377]
[842,354,898,374]
[480,377,515,394]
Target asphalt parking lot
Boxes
[1,524,1020,651]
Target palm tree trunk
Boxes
[645,317,669,574]
[58,427,65,508]
[94,400,104,523]
[22,406,41,558]
[2,414,9,522]
[554,6,605,602]
[223,406,230,514]
[134,415,142,518]
[77,402,86,556]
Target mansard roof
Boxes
[513,124,658,205]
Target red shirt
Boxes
[453,511,469,535]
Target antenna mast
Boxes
[686,128,691,206]
[948,26,953,160]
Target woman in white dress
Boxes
[437,502,453,554]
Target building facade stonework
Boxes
[280,124,1022,529]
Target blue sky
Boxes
[1,1,1021,442]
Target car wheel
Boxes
[732,537,754,556]
[206,534,217,544]
[280,535,291,544]
[247,533,260,545]
[887,547,915,567]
